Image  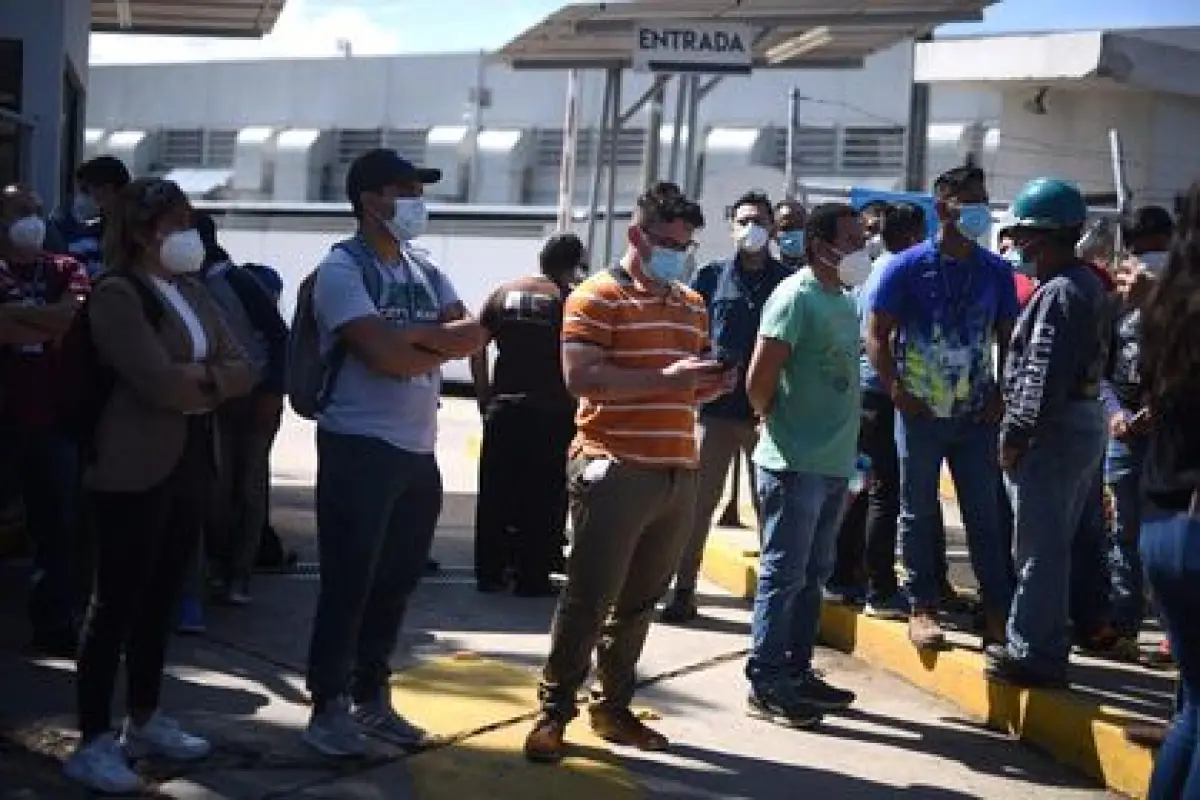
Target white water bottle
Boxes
[848,454,873,496]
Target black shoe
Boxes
[984,644,1068,689]
[29,627,78,658]
[791,670,856,711]
[660,591,698,624]
[514,582,558,598]
[425,559,441,575]
[746,685,823,729]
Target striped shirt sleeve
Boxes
[562,285,614,349]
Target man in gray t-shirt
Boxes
[303,149,485,758]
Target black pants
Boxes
[76,417,213,739]
[832,390,901,599]
[474,401,574,590]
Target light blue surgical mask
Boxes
[644,247,690,284]
[778,230,805,259]
[957,203,993,241]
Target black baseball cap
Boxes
[345,148,441,206]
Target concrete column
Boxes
[0,0,91,208]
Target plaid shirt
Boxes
[0,251,90,430]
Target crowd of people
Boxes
[1,145,1199,797]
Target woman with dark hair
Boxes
[1138,180,1200,798]
[63,179,255,793]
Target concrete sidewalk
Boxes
[700,503,1171,800]
[0,495,1108,799]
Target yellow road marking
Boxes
[392,656,641,800]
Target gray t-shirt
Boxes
[312,243,460,454]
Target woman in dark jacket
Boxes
[63,179,256,794]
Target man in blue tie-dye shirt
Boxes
[866,166,1019,652]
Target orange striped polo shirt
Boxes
[562,267,709,468]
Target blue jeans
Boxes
[1142,512,1200,799]
[748,468,847,688]
[1106,435,1148,637]
[1070,463,1114,636]
[1003,402,1106,678]
[895,414,1013,616]
[307,431,442,706]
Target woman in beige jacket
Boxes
[64,178,256,794]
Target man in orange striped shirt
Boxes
[524,187,737,764]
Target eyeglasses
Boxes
[641,227,698,253]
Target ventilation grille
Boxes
[326,128,430,202]
[773,125,907,177]
[159,128,239,169]
[535,128,645,169]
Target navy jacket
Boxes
[691,254,792,420]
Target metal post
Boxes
[667,76,687,181]
[585,71,614,263]
[467,49,487,201]
[639,79,666,191]
[1109,128,1130,255]
[785,87,799,199]
[556,69,582,231]
[602,68,623,266]
[904,34,932,192]
[682,75,700,196]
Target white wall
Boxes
[0,0,91,208]
[86,43,919,133]
[991,86,1155,205]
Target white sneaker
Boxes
[303,696,367,758]
[121,712,212,761]
[353,694,431,749]
[63,733,142,794]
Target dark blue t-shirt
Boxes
[870,239,1019,418]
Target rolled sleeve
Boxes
[757,278,803,347]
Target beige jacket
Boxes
[85,272,257,492]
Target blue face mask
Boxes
[644,247,690,284]
[957,203,993,241]
[778,230,805,258]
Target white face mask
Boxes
[8,215,46,251]
[837,247,874,287]
[73,192,100,223]
[386,197,428,242]
[159,229,206,274]
[734,222,769,254]
[1138,251,1169,276]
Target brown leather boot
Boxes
[588,707,669,751]
[908,610,947,650]
[523,715,568,763]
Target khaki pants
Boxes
[539,456,697,720]
[671,417,759,595]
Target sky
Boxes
[88,0,1200,65]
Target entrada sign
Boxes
[632,21,754,74]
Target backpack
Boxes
[286,237,381,419]
[58,273,165,462]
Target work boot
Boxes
[908,610,946,650]
[660,589,698,624]
[588,707,668,751]
[523,715,567,763]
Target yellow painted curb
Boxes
[699,539,1154,799]
[391,656,642,800]
[466,434,482,460]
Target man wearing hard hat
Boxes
[988,178,1110,687]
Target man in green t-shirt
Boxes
[743,203,866,727]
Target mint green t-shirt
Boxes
[753,269,862,479]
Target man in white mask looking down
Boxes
[304,149,486,757]
[662,190,792,623]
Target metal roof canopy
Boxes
[91,0,287,38]
[495,0,995,265]
[495,0,995,71]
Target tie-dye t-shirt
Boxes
[870,240,1019,418]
